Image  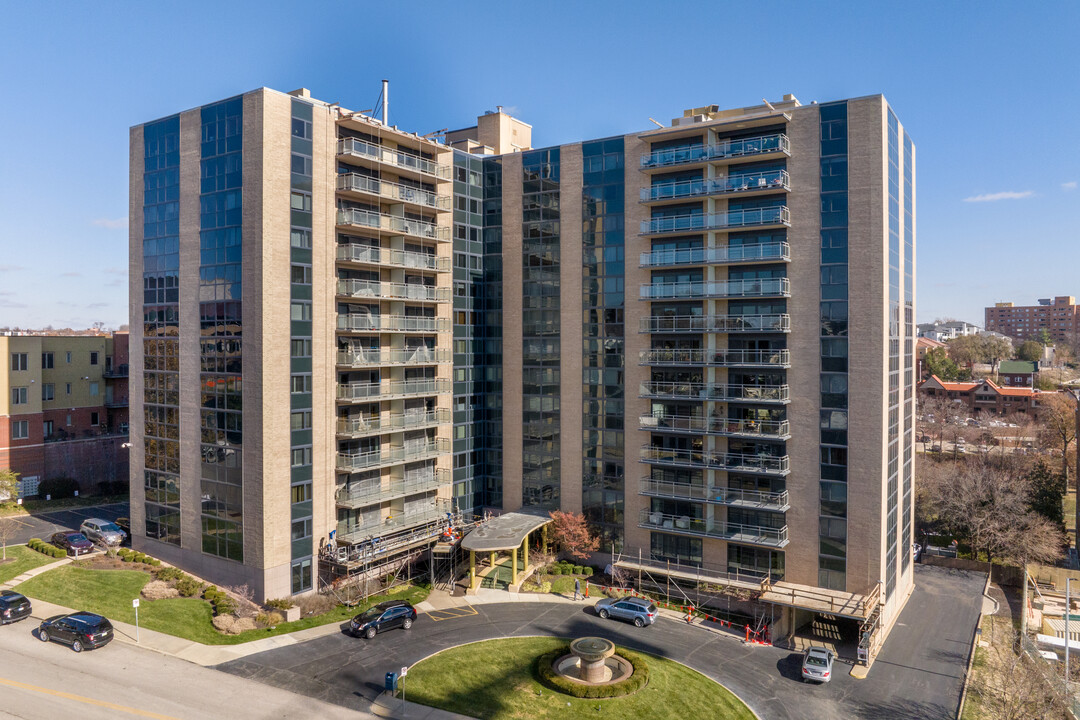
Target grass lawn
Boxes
[0,544,57,584]
[402,636,755,720]
[17,565,430,645]
[1,494,128,517]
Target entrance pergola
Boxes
[460,512,552,590]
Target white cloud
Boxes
[92,217,128,230]
[963,191,1034,202]
[1063,181,1078,190]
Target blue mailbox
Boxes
[385,672,398,692]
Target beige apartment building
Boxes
[986,296,1080,343]
[130,88,914,661]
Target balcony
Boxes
[639,348,791,368]
[103,364,129,379]
[638,510,788,548]
[640,381,789,403]
[640,446,790,475]
[336,438,452,472]
[337,279,449,303]
[337,173,450,210]
[104,397,129,408]
[639,478,790,511]
[336,499,454,544]
[336,409,452,438]
[640,277,790,300]
[337,348,450,368]
[335,469,451,509]
[336,314,449,333]
[639,242,790,268]
[641,207,790,235]
[640,133,790,170]
[337,379,452,402]
[641,170,790,203]
[337,138,451,181]
[336,245,450,273]
[640,413,790,439]
[640,314,790,334]
[337,208,450,242]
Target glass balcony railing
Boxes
[640,277,790,300]
[638,348,791,368]
[639,242,790,268]
[337,208,450,241]
[336,409,452,437]
[640,314,790,334]
[639,381,789,403]
[337,379,451,402]
[337,173,450,210]
[642,207,790,234]
[637,510,788,548]
[336,245,450,272]
[641,170,790,202]
[640,446,790,475]
[337,279,449,303]
[638,479,790,511]
[640,133,790,169]
[639,413,790,439]
[336,438,451,472]
[336,315,449,333]
[337,138,451,180]
[337,348,450,367]
[335,469,451,509]
[336,499,455,544]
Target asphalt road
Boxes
[0,612,366,720]
[217,564,985,720]
[3,502,129,545]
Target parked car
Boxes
[594,596,658,627]
[50,531,94,557]
[349,600,417,639]
[0,590,32,625]
[79,518,127,547]
[114,517,131,536]
[919,435,931,443]
[801,646,835,683]
[38,612,113,652]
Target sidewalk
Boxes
[372,691,475,720]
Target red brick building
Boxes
[985,296,1080,343]
[918,375,1041,418]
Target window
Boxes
[10,353,27,371]
[43,420,53,438]
[89,381,99,397]
[291,518,312,541]
[291,558,312,594]
[290,302,312,321]
[291,482,312,504]
[90,352,99,365]
[11,387,27,405]
[290,192,312,212]
[65,383,71,395]
[11,421,28,440]
[291,118,311,140]
[290,339,311,357]
[290,447,312,467]
[66,413,72,426]
[42,383,54,401]
[41,352,54,369]
[290,374,311,394]
[290,228,312,248]
[90,412,100,426]
[290,154,312,176]
[290,265,312,285]
[65,351,71,363]
[290,410,312,430]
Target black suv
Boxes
[38,612,114,652]
[349,600,417,639]
[0,590,32,625]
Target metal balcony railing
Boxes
[638,348,791,368]
[103,363,129,378]
[639,446,790,475]
[638,478,790,511]
[337,208,449,241]
[642,207,790,235]
[639,314,790,334]
[337,348,449,367]
[336,279,449,303]
[336,315,449,333]
[641,170,790,202]
[640,133,791,169]
[337,173,450,210]
[336,438,451,472]
[336,409,452,437]
[637,510,788,547]
[337,138,451,180]
[639,413,790,439]
[337,379,451,402]
[640,277,790,300]
[639,381,789,403]
[336,245,450,272]
[335,469,451,509]
[639,242,790,268]
[336,499,455,543]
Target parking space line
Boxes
[425,605,478,621]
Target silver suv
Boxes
[79,519,126,547]
[594,596,658,627]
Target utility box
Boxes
[385,672,398,692]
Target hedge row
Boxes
[548,562,594,577]
[27,538,67,558]
[117,548,161,566]
[535,645,650,699]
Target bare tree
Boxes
[969,621,1068,720]
[1037,392,1077,489]
[0,517,16,561]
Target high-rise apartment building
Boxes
[130,88,914,656]
[986,296,1080,342]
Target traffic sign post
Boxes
[400,666,408,714]
[132,598,140,642]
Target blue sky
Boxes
[1,1,1076,329]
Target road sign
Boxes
[400,666,408,677]
[132,598,140,608]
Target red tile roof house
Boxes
[919,375,1042,418]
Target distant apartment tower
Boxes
[1,332,129,497]
[986,296,1080,342]
[130,88,916,657]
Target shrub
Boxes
[265,598,294,611]
[37,476,79,499]
[267,611,284,626]
[583,566,594,577]
[121,554,134,562]
[256,612,285,627]
[155,567,183,582]
[573,565,584,575]
[550,565,564,575]
[133,552,147,563]
[540,581,552,593]
[296,593,338,617]
[141,580,179,600]
[148,558,162,567]
[176,578,202,597]
[535,645,650,699]
[213,615,240,634]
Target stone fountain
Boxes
[552,637,633,685]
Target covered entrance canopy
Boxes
[460,512,552,590]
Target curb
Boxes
[956,571,992,718]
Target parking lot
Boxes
[3,502,130,546]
